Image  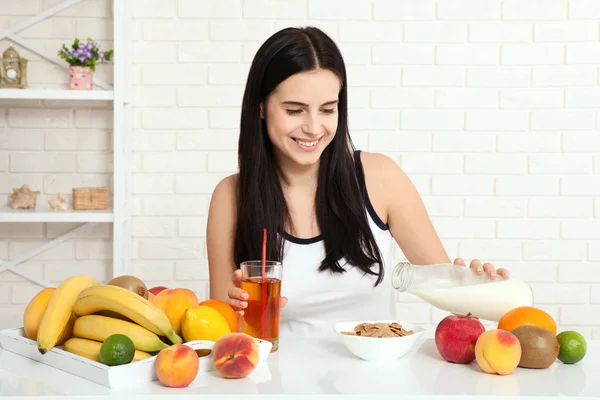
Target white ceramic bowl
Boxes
[334,319,425,362]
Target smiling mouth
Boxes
[292,137,320,147]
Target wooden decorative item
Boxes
[0,43,28,89]
[72,187,108,210]
[8,184,40,209]
[48,193,67,211]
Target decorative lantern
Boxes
[0,43,28,89]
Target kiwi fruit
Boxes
[107,275,149,299]
[512,325,559,369]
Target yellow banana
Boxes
[95,310,134,322]
[73,314,169,352]
[73,285,182,345]
[63,337,152,363]
[37,275,98,354]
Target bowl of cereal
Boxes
[334,320,425,362]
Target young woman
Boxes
[206,26,510,338]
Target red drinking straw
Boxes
[260,228,267,340]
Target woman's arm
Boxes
[360,151,509,278]
[206,174,239,302]
[206,173,289,315]
[360,151,451,265]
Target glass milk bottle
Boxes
[391,262,534,322]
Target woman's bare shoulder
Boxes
[356,152,404,223]
[217,173,239,189]
[358,151,408,185]
[213,173,239,198]
[208,173,239,217]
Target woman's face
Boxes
[262,68,341,168]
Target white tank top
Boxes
[278,151,396,339]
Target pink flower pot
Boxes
[68,66,93,90]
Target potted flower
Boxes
[58,38,113,90]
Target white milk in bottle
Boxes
[391,262,534,322]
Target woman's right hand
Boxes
[227,269,288,317]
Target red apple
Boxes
[149,286,168,296]
[435,313,486,364]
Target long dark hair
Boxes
[235,26,384,286]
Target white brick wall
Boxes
[1,0,599,338]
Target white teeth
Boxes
[293,138,318,147]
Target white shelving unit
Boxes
[0,88,114,101]
[0,204,114,223]
[0,0,131,288]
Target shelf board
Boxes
[0,89,113,101]
[0,204,114,223]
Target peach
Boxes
[212,333,259,379]
[23,288,74,344]
[155,343,199,388]
[154,288,199,336]
[475,329,522,376]
[24,288,55,340]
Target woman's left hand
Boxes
[453,257,510,279]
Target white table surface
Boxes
[0,336,598,400]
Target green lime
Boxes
[556,331,587,364]
[99,334,135,366]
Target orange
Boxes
[199,299,239,333]
[497,306,557,335]
[148,292,155,303]
[181,305,231,342]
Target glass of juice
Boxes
[240,260,282,352]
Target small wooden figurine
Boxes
[8,184,40,209]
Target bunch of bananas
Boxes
[35,274,182,364]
